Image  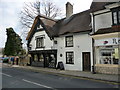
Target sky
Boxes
[0,0,93,48]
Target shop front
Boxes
[94,37,120,74]
[29,50,57,69]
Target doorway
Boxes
[82,52,91,71]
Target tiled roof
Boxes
[90,2,116,13]
[93,26,120,35]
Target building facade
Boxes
[26,2,120,74]
[26,2,94,72]
[26,16,57,68]
[55,33,93,71]
[91,2,120,74]
[52,8,93,71]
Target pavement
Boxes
[3,63,120,83]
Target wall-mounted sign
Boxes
[113,38,120,44]
[95,38,120,46]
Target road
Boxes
[1,64,119,89]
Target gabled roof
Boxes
[51,9,92,37]
[26,15,56,40]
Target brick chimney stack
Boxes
[66,2,73,18]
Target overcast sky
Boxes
[0,0,94,48]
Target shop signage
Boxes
[113,38,120,44]
[95,38,120,46]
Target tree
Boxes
[20,0,62,29]
[19,0,63,48]
[4,27,23,56]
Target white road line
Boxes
[0,73,12,77]
[22,79,53,89]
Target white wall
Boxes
[30,31,53,51]
[94,12,112,32]
[56,33,93,71]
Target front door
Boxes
[82,52,91,71]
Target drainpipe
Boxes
[90,13,96,74]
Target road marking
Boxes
[0,73,12,77]
[22,79,55,89]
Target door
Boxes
[82,52,91,71]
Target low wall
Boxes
[95,64,119,75]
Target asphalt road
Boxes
[1,65,119,89]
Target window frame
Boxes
[112,7,120,26]
[36,37,44,48]
[65,35,73,47]
[66,52,74,64]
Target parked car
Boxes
[1,57,9,63]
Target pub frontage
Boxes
[29,50,57,68]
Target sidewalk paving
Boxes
[10,65,119,83]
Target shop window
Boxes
[65,36,73,47]
[99,47,119,65]
[66,52,74,64]
[39,54,44,62]
[34,55,38,62]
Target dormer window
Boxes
[112,7,120,25]
[37,25,43,30]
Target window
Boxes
[113,12,117,24]
[65,36,73,47]
[34,54,38,61]
[112,8,120,25]
[54,40,57,44]
[66,52,74,64]
[36,37,44,48]
[99,46,119,65]
[118,11,120,23]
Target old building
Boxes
[51,2,93,71]
[91,2,120,74]
[26,15,57,68]
[26,2,94,71]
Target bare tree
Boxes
[19,0,62,48]
[20,0,62,29]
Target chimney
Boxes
[66,2,73,18]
